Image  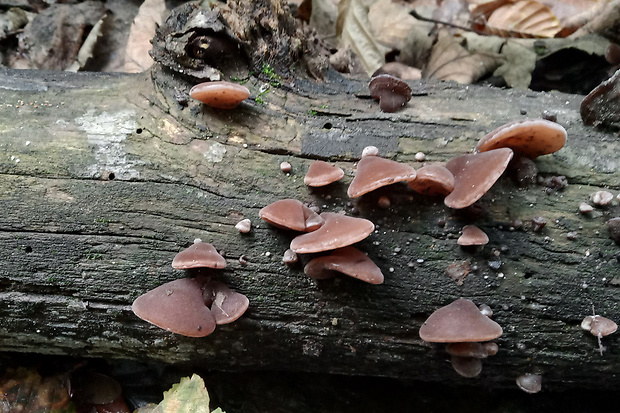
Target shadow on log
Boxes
[0,0,619,392]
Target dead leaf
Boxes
[67,13,107,72]
[367,0,419,51]
[570,0,620,42]
[336,0,390,75]
[310,0,339,48]
[422,29,501,83]
[124,0,167,73]
[483,0,562,38]
[152,374,221,413]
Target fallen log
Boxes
[1,0,619,392]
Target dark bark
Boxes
[1,1,620,392]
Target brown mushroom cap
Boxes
[475,119,567,158]
[290,212,375,254]
[201,278,249,325]
[408,164,455,196]
[419,299,503,343]
[516,373,543,394]
[189,81,250,109]
[303,246,384,284]
[581,315,618,337]
[172,240,227,270]
[444,148,514,209]
[348,156,417,198]
[457,225,489,246]
[131,278,216,337]
[304,160,345,187]
[259,199,325,232]
[369,74,412,113]
[450,356,482,378]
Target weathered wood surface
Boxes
[0,62,619,391]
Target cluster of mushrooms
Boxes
[132,239,249,337]
[129,74,619,393]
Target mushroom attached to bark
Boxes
[200,278,249,325]
[444,148,514,209]
[369,74,412,113]
[290,212,375,254]
[303,246,384,284]
[304,160,344,187]
[172,240,227,270]
[348,156,417,198]
[475,119,567,158]
[516,373,543,394]
[419,299,503,343]
[581,312,617,355]
[457,225,489,246]
[408,164,455,196]
[190,81,250,109]
[132,278,216,337]
[259,199,325,232]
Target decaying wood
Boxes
[1,1,620,391]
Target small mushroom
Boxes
[348,156,417,198]
[132,278,216,337]
[282,248,298,265]
[457,225,488,247]
[362,146,379,157]
[259,199,325,232]
[368,74,412,113]
[581,315,618,338]
[516,373,543,394]
[475,119,567,158]
[290,212,375,254]
[591,190,613,207]
[280,161,292,172]
[444,148,514,209]
[189,81,250,109]
[172,240,227,270]
[304,160,344,187]
[607,217,620,244]
[200,278,249,325]
[582,311,618,355]
[303,246,384,284]
[235,219,252,233]
[408,164,455,196]
[419,299,503,343]
[450,356,482,378]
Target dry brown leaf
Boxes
[422,29,501,83]
[336,0,390,75]
[483,0,562,38]
[368,0,419,51]
[124,0,167,73]
[544,0,610,36]
[571,0,620,43]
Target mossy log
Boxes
[1,1,620,392]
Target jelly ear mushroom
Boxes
[259,199,324,232]
[408,164,455,196]
[172,239,227,270]
[348,156,417,198]
[303,246,384,284]
[475,119,567,158]
[290,212,375,254]
[200,278,249,325]
[516,373,543,394]
[457,225,489,247]
[132,278,216,337]
[444,148,514,209]
[189,81,250,109]
[369,74,412,113]
[419,299,502,343]
[304,160,344,187]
